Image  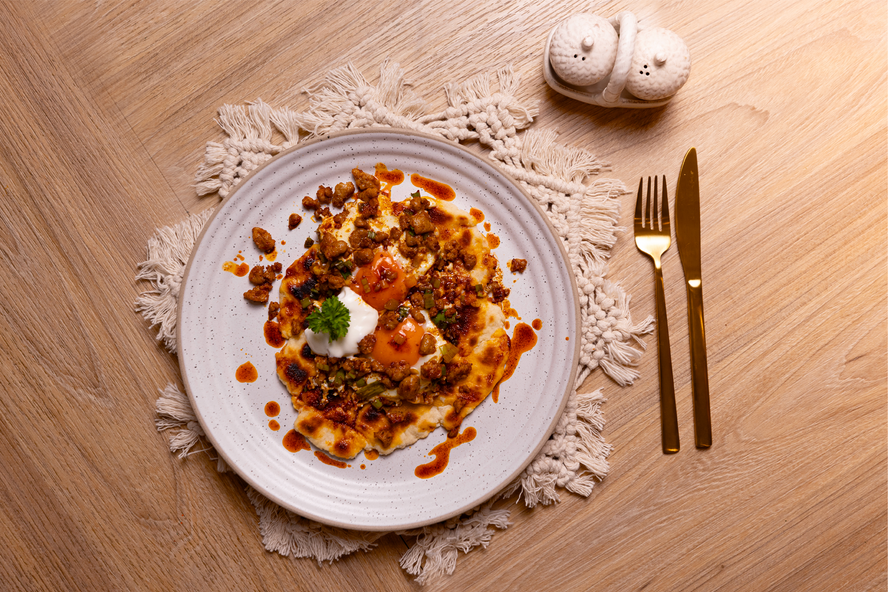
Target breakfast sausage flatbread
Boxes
[275,166,511,459]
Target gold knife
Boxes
[675,148,712,448]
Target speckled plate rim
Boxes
[176,128,581,531]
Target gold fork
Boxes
[635,176,680,454]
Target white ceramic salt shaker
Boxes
[548,14,619,86]
[543,11,691,108]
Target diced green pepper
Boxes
[357,381,386,398]
[440,343,458,363]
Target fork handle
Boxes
[654,265,680,454]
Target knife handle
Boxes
[686,282,712,448]
[654,266,679,454]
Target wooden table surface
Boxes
[1,0,885,590]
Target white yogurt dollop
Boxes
[304,287,379,358]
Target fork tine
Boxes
[661,175,670,231]
[635,177,644,224]
[647,176,653,229]
[653,175,658,230]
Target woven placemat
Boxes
[136,62,652,584]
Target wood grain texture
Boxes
[0,0,884,590]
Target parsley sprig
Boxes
[306,295,350,342]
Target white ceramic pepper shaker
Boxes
[624,28,691,101]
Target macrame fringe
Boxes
[142,61,655,585]
[509,388,612,507]
[245,486,381,562]
[154,383,229,472]
[135,209,214,353]
[397,501,512,586]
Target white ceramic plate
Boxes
[178,129,579,531]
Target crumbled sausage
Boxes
[410,211,434,234]
[352,168,380,191]
[243,283,272,303]
[423,234,440,252]
[268,301,280,320]
[357,334,377,355]
[462,253,477,270]
[316,185,333,205]
[379,310,400,331]
[358,199,378,218]
[323,274,346,290]
[252,227,275,254]
[249,264,277,285]
[356,186,379,201]
[398,242,418,259]
[508,258,527,273]
[302,196,319,210]
[349,228,372,249]
[439,240,459,263]
[444,360,472,384]
[332,182,355,208]
[419,333,437,356]
[420,359,444,380]
[385,361,412,382]
[397,375,420,399]
[288,213,302,229]
[490,284,510,303]
[408,194,425,212]
[319,232,348,260]
[354,248,374,267]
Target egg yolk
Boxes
[351,250,411,310]
[371,317,424,367]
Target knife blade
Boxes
[675,147,712,448]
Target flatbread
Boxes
[275,166,512,459]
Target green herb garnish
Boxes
[306,295,350,342]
